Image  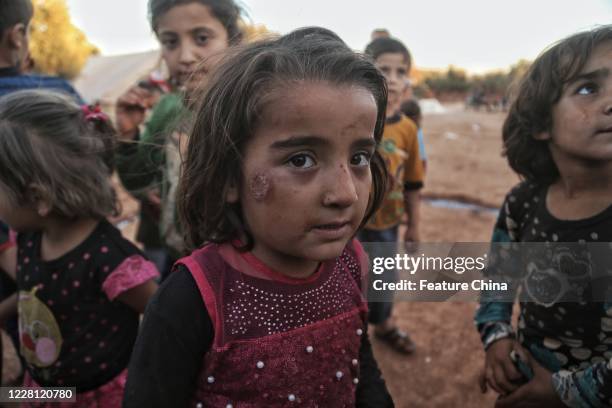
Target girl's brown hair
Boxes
[503,24,612,183]
[0,90,118,219]
[149,0,243,44]
[178,30,389,250]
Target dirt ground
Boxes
[377,205,498,407]
[374,107,519,407]
[1,107,518,407]
[422,106,519,206]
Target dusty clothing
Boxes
[366,113,424,231]
[475,181,612,407]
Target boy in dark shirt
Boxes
[0,0,82,101]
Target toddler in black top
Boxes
[0,90,158,406]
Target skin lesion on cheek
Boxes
[249,172,272,201]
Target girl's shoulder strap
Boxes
[175,244,226,336]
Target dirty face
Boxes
[540,42,612,165]
[228,81,378,275]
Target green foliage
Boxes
[420,60,532,98]
[424,65,470,94]
[30,0,99,79]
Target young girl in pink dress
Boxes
[124,29,394,406]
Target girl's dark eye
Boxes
[195,34,209,46]
[350,152,371,167]
[576,83,597,95]
[287,154,315,169]
[161,38,178,50]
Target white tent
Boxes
[418,98,448,115]
[73,50,162,109]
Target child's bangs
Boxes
[553,27,612,93]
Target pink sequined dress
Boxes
[177,239,368,407]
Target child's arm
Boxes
[402,189,420,244]
[402,120,424,245]
[475,194,525,396]
[474,199,521,344]
[0,223,17,279]
[115,85,158,141]
[356,323,394,407]
[507,301,612,408]
[475,242,523,396]
[123,265,213,407]
[101,255,159,314]
[116,279,158,314]
[0,293,17,326]
[0,232,18,327]
[0,223,12,254]
[115,93,184,195]
[0,246,17,280]
[350,239,393,406]
[496,311,612,407]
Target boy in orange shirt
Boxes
[360,37,424,354]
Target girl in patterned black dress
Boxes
[0,90,159,407]
[475,25,612,407]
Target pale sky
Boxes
[66,0,612,73]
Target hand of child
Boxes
[480,338,523,396]
[146,189,162,209]
[0,246,17,280]
[115,85,158,140]
[494,353,564,408]
[403,225,419,253]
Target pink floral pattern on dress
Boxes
[101,255,158,300]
